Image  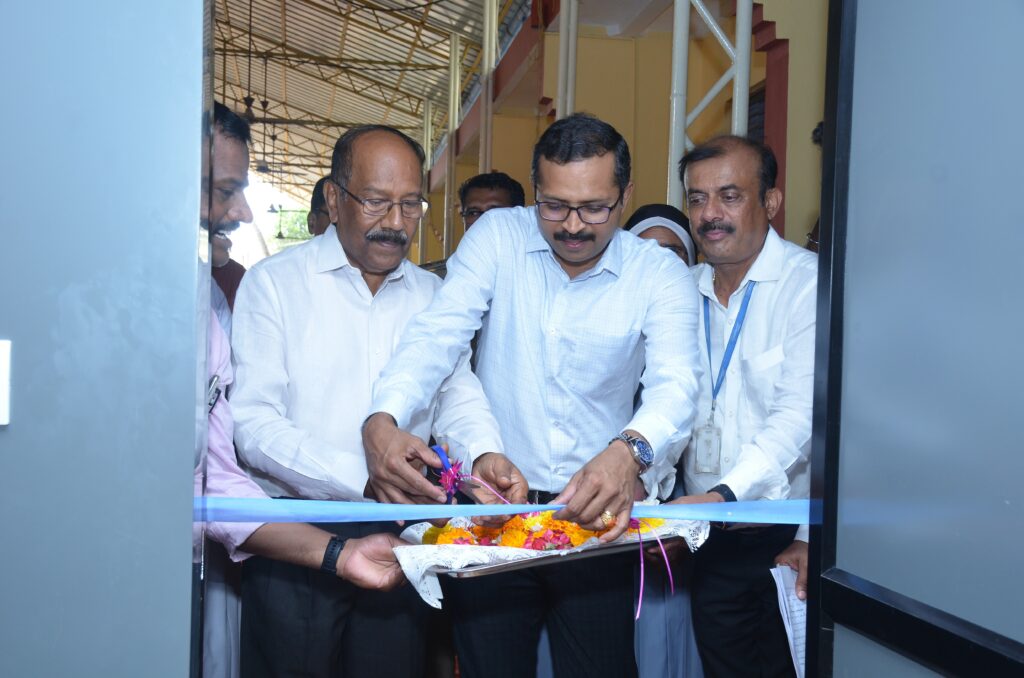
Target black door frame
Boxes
[808,1,1024,675]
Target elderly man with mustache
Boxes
[666,135,816,678]
[229,125,504,678]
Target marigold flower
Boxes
[423,526,442,545]
[436,527,477,545]
[499,527,529,548]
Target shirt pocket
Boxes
[740,343,785,418]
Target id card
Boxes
[693,419,722,475]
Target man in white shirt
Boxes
[669,136,815,678]
[230,124,505,678]
[364,113,702,678]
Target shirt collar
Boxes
[697,225,784,298]
[525,208,624,279]
[745,226,785,283]
[315,224,348,273]
[314,224,411,289]
[525,207,550,253]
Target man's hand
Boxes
[362,412,447,505]
[773,540,809,600]
[553,440,641,543]
[468,453,529,526]
[336,533,407,591]
[651,492,726,559]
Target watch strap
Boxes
[708,483,737,503]
[320,535,348,575]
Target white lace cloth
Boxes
[395,514,709,608]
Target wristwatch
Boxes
[320,535,348,575]
[611,433,654,473]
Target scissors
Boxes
[427,444,479,504]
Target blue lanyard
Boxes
[704,281,755,407]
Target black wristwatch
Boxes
[708,484,737,502]
[611,433,654,473]
[320,535,348,575]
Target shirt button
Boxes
[724,457,731,463]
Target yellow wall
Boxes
[418,1,829,261]
[540,26,765,215]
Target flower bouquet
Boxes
[395,508,708,609]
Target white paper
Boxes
[395,516,709,608]
[771,565,806,678]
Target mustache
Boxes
[698,220,735,236]
[366,228,409,245]
[554,231,595,242]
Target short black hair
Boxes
[812,121,824,147]
[213,101,251,145]
[458,172,526,207]
[310,175,330,211]
[678,135,778,203]
[331,124,425,187]
[531,113,631,195]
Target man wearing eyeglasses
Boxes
[458,171,526,228]
[230,125,505,678]
[364,113,703,678]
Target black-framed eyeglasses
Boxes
[534,194,622,225]
[335,182,428,219]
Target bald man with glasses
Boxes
[231,125,503,678]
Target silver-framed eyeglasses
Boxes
[535,194,622,225]
[336,182,428,219]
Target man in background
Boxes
[307,175,332,236]
[459,171,525,228]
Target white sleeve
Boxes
[230,266,370,501]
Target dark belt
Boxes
[711,522,788,534]
[527,490,560,505]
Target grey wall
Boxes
[0,1,205,675]
[833,0,1024,669]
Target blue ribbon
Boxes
[195,496,812,525]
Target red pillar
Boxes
[753,4,788,236]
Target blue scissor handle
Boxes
[430,444,452,472]
[430,444,454,505]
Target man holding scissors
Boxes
[365,113,702,678]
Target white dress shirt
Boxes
[230,225,503,500]
[684,228,816,538]
[372,206,702,499]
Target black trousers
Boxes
[691,524,798,678]
[240,520,427,678]
[440,552,638,678]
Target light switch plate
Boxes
[0,340,10,425]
